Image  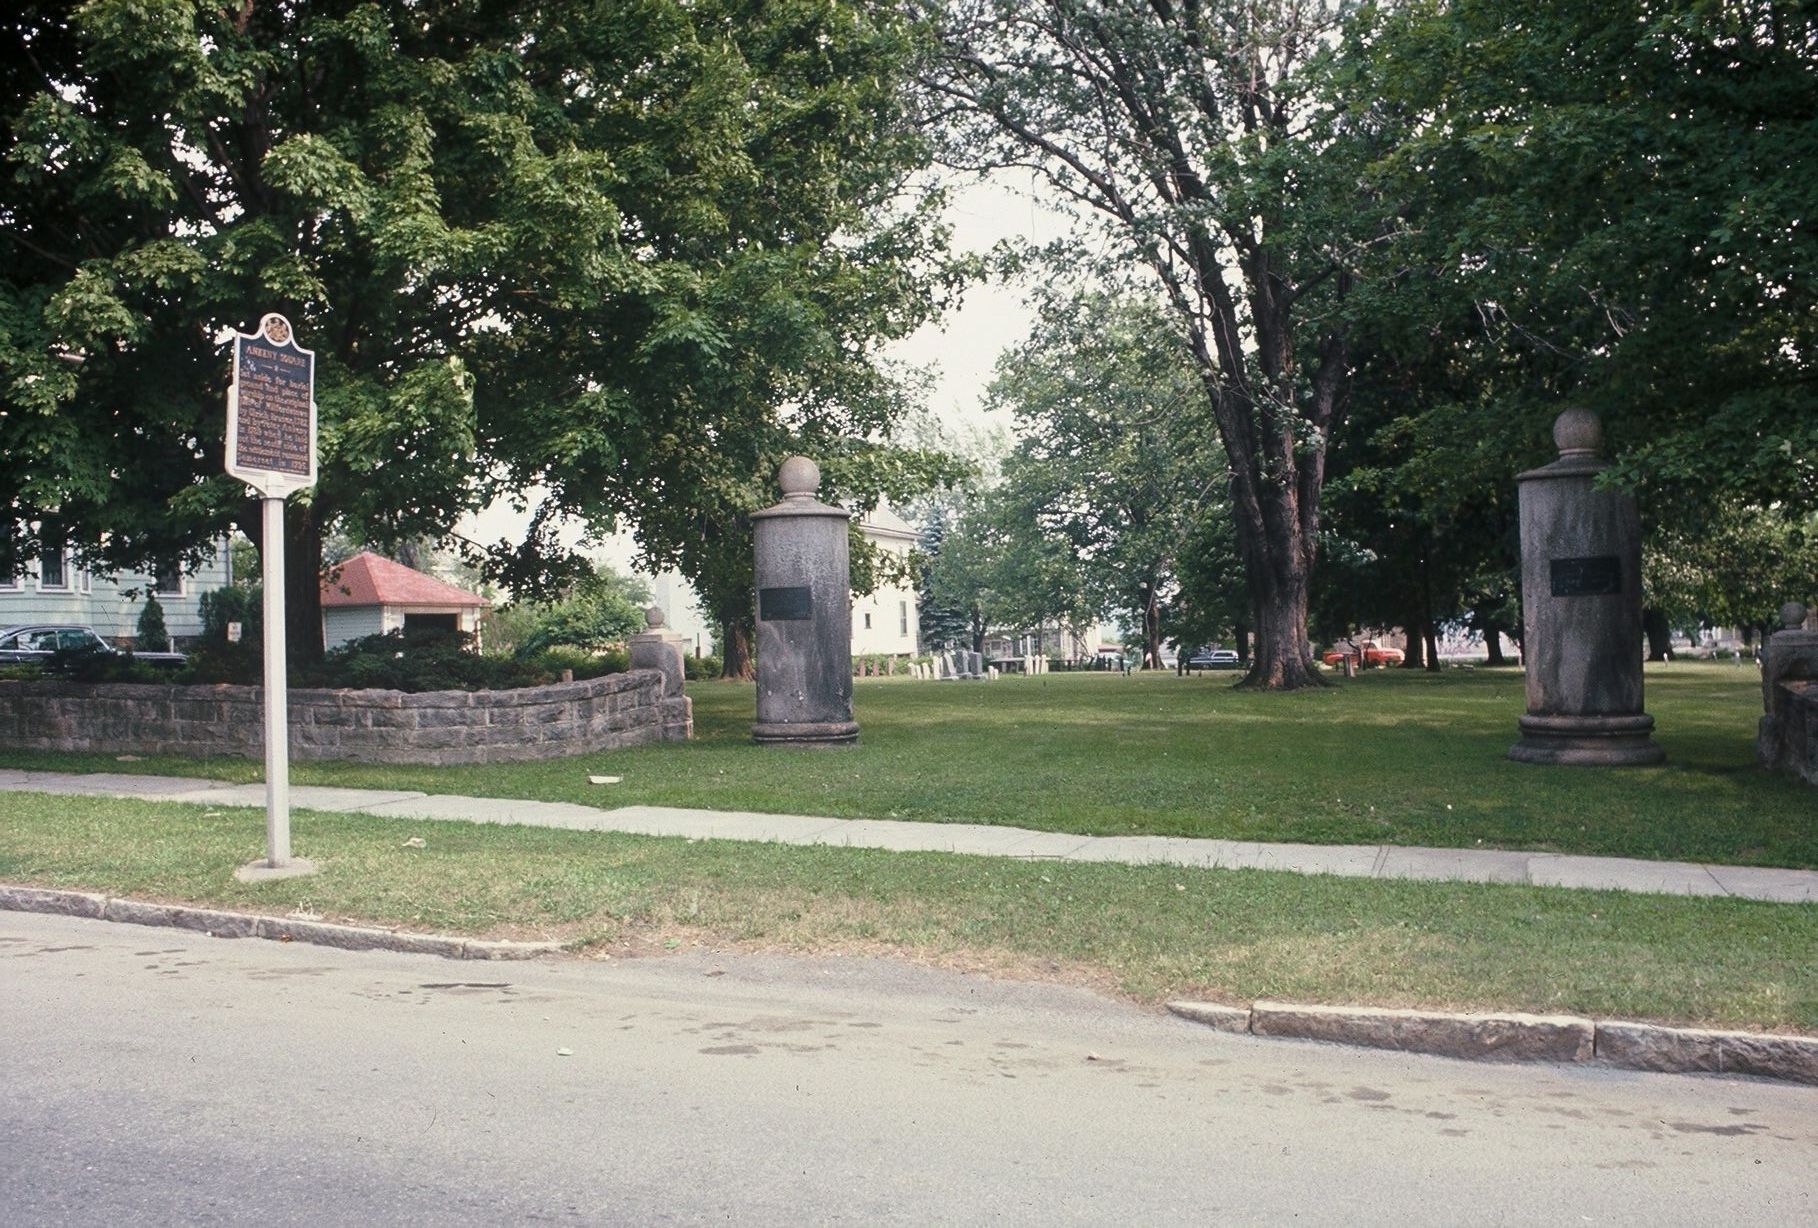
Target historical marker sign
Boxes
[226,313,317,496]
[759,585,814,621]
[224,312,317,874]
[1549,555,1622,598]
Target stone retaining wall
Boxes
[0,672,692,765]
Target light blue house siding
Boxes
[0,538,233,645]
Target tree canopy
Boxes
[3,0,956,661]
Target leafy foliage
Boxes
[298,630,625,694]
[924,0,1398,686]
[499,565,652,659]
[984,292,1228,667]
[3,0,957,667]
[1340,0,1818,531]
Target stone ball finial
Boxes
[1783,601,1809,631]
[778,455,820,498]
[1553,407,1604,458]
[645,605,666,630]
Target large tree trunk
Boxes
[1483,622,1507,666]
[243,496,326,668]
[1234,621,1251,663]
[719,620,753,679]
[1423,623,1441,673]
[1198,328,1338,692]
[1401,616,1427,670]
[1642,607,1673,661]
[1139,582,1163,669]
[286,506,325,667]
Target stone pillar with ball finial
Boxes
[1508,408,1665,766]
[1758,601,1818,784]
[629,604,693,740]
[751,456,859,745]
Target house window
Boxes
[38,549,68,591]
[863,612,872,630]
[899,601,908,636]
[152,559,184,596]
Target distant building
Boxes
[321,551,489,650]
[0,537,232,646]
[851,506,919,658]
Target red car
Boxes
[1322,640,1405,667]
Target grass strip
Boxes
[1,791,1812,1032]
[3,664,1811,867]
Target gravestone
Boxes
[1508,409,1664,765]
[751,457,859,746]
[967,650,984,678]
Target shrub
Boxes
[180,641,261,685]
[296,629,631,693]
[684,654,722,681]
[199,585,260,643]
[523,645,628,682]
[136,595,170,652]
[45,643,163,684]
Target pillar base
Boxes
[1508,713,1665,766]
[752,720,859,747]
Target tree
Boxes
[922,478,1094,654]
[915,504,974,652]
[3,1,956,666]
[497,564,652,658]
[925,1,1392,688]
[135,593,170,653]
[1344,0,1818,527]
[1645,505,1818,644]
[984,292,1226,668]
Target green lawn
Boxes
[3,662,1813,867]
[1,791,1813,1030]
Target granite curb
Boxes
[0,883,562,961]
[1167,1000,1818,1086]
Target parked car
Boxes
[0,624,186,668]
[1186,648,1243,671]
[1321,640,1405,667]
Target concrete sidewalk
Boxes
[2,768,1812,904]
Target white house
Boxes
[0,537,232,646]
[321,551,490,650]
[851,506,920,658]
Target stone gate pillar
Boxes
[751,456,859,746]
[1508,409,1664,766]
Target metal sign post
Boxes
[225,313,318,869]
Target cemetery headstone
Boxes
[751,457,859,745]
[1508,409,1664,765]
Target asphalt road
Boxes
[2,910,1813,1226]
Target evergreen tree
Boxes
[915,506,973,652]
[135,594,170,653]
